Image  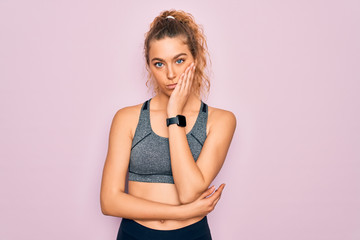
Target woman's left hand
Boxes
[167,62,196,117]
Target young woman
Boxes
[100,9,236,240]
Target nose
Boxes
[166,64,176,81]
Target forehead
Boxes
[149,36,190,59]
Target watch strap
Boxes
[166,115,186,127]
[166,117,178,126]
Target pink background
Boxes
[1,0,359,239]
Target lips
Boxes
[166,83,177,89]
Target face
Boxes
[148,36,195,95]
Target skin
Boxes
[100,36,236,230]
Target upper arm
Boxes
[196,109,237,187]
[100,106,138,210]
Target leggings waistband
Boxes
[117,216,212,240]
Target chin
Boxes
[158,90,172,97]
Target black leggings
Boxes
[116,216,212,240]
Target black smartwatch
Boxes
[166,115,186,127]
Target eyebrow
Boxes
[151,53,188,62]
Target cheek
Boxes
[150,69,164,82]
[178,65,187,74]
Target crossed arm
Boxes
[100,63,236,220]
[100,106,234,220]
[166,62,237,204]
[168,109,236,204]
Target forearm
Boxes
[168,124,207,203]
[101,191,189,220]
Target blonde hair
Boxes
[144,9,211,98]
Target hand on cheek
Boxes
[167,62,196,117]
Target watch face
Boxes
[177,115,186,127]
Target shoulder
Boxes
[110,101,145,139]
[113,102,143,121]
[207,105,237,134]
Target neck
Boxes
[152,92,201,112]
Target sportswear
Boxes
[128,98,208,184]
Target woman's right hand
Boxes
[180,184,226,220]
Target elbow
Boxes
[100,198,111,215]
[101,206,110,216]
[178,192,201,205]
[101,208,109,216]
[100,190,127,217]
[100,191,117,216]
[177,182,208,204]
[179,198,194,205]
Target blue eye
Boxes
[154,62,163,68]
[176,59,184,64]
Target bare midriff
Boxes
[128,180,203,230]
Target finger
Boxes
[176,73,185,91]
[210,185,225,207]
[208,184,225,199]
[212,195,221,207]
[183,63,194,89]
[182,68,190,92]
[202,184,224,202]
[188,65,195,92]
[180,64,191,92]
[199,185,215,199]
[190,64,195,83]
[215,183,225,193]
[184,63,194,92]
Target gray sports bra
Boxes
[128,98,208,184]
